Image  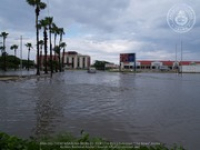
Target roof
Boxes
[180,61,191,66]
[62,51,78,55]
[161,61,173,66]
[137,60,152,65]
[137,60,200,66]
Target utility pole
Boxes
[180,39,183,75]
[20,35,23,78]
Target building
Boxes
[119,52,200,71]
[120,53,136,70]
[181,65,200,73]
[63,51,90,69]
[137,60,200,70]
[39,51,91,70]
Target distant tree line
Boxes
[92,60,111,70]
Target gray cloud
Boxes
[0,0,200,63]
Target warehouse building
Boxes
[119,52,200,71]
[136,60,200,70]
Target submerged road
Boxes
[0,70,200,150]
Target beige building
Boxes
[63,51,90,69]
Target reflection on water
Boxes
[0,71,200,149]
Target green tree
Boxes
[26,0,46,75]
[10,44,18,57]
[6,55,20,70]
[0,55,20,70]
[0,32,9,71]
[93,60,109,70]
[22,59,35,69]
[25,43,32,71]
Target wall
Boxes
[181,65,200,73]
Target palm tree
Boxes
[38,40,44,54]
[25,43,32,71]
[0,32,9,71]
[38,40,44,71]
[26,0,46,75]
[10,44,18,57]
[54,42,67,72]
[39,19,49,74]
[45,17,53,77]
[0,46,5,56]
[60,42,67,71]
[0,32,9,52]
[54,45,61,72]
[51,23,59,49]
[58,28,65,45]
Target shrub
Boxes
[0,131,186,150]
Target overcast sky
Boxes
[0,0,200,64]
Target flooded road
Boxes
[0,71,200,149]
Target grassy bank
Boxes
[0,131,186,150]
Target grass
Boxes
[0,131,186,150]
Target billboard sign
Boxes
[120,53,136,62]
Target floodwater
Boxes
[0,70,200,150]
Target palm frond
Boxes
[26,0,40,6]
[39,2,46,9]
[54,45,60,54]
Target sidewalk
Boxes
[0,76,20,81]
[0,74,51,81]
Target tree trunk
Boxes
[44,28,48,74]
[59,52,61,72]
[54,34,57,50]
[28,49,30,71]
[49,24,53,77]
[36,7,40,75]
[3,38,7,71]
[62,48,65,71]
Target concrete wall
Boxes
[181,65,200,73]
[151,61,163,69]
[120,62,135,70]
